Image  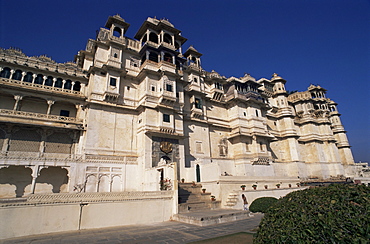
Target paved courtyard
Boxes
[1,213,263,244]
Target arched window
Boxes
[149,52,158,62]
[23,72,33,83]
[44,76,53,86]
[55,78,63,88]
[73,81,81,91]
[163,33,172,45]
[149,32,158,43]
[34,74,44,84]
[0,67,11,78]
[113,27,121,38]
[163,53,172,63]
[12,70,22,80]
[64,80,72,90]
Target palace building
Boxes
[0,14,364,201]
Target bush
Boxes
[254,184,370,243]
[249,197,278,213]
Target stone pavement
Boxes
[1,213,263,244]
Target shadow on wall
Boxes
[0,166,69,198]
[0,166,32,197]
[36,167,68,193]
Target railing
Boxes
[0,109,83,124]
[1,151,83,161]
[0,53,85,78]
[0,77,84,96]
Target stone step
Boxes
[173,209,253,226]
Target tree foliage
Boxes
[254,184,370,243]
[249,197,278,213]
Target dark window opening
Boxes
[64,80,72,90]
[12,70,22,80]
[73,82,81,91]
[255,110,259,117]
[164,53,172,63]
[113,53,118,58]
[45,76,53,86]
[0,67,11,78]
[110,77,117,86]
[163,114,170,123]
[195,98,202,109]
[166,84,173,92]
[149,52,158,62]
[151,86,155,91]
[35,74,44,84]
[113,27,121,38]
[175,42,180,50]
[163,33,172,45]
[149,32,158,43]
[60,110,70,117]
[194,78,198,83]
[127,86,130,90]
[55,78,63,88]
[23,72,33,83]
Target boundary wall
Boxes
[0,191,174,240]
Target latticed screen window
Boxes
[8,129,41,152]
[45,132,73,154]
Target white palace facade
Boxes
[0,15,366,201]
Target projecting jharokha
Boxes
[0,15,368,237]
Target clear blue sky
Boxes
[1,0,369,163]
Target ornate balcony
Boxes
[0,109,84,129]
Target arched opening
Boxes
[73,81,81,91]
[149,32,158,43]
[55,78,63,88]
[34,74,44,84]
[12,69,22,80]
[163,33,172,45]
[163,53,172,63]
[0,67,11,78]
[98,175,110,192]
[0,166,33,197]
[64,79,72,90]
[142,34,147,45]
[44,76,53,86]
[19,96,47,114]
[23,72,33,83]
[175,42,180,51]
[35,167,68,193]
[113,27,121,38]
[196,164,201,182]
[191,57,197,63]
[149,52,158,62]
[85,174,97,192]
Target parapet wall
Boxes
[0,191,174,240]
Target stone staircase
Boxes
[174,183,252,226]
[178,183,220,213]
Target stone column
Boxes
[13,95,23,111]
[46,100,55,115]
[29,165,40,194]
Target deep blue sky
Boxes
[1,0,369,163]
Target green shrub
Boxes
[254,184,370,243]
[249,197,278,213]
